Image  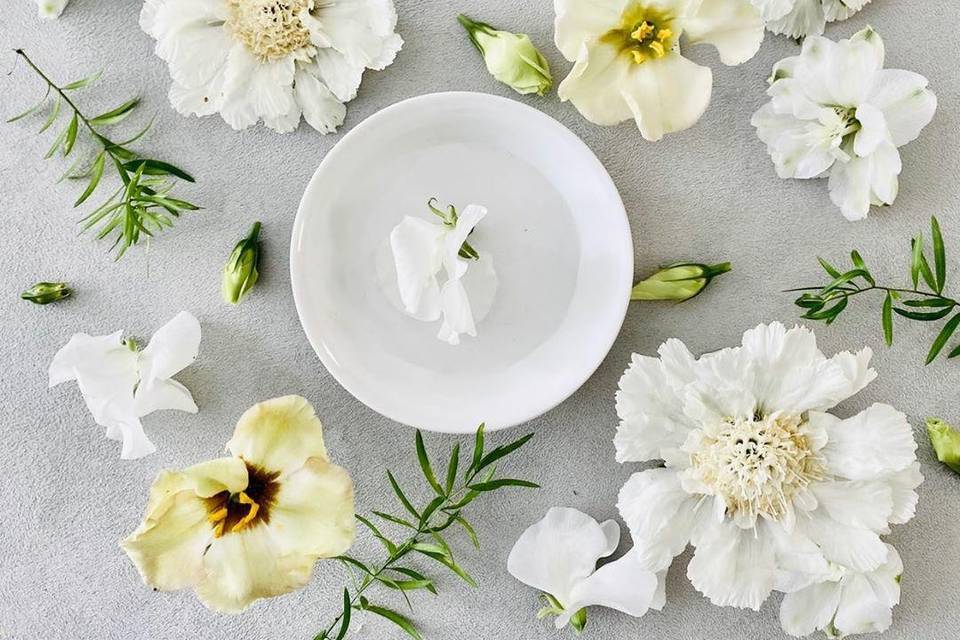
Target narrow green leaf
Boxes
[456,515,480,549]
[415,431,444,496]
[391,568,438,595]
[39,94,61,133]
[122,158,195,182]
[333,589,351,640]
[817,257,842,278]
[474,433,534,473]
[63,112,79,155]
[893,306,955,322]
[411,542,448,557]
[355,514,397,554]
[926,313,960,364]
[336,555,373,577]
[802,296,848,323]
[114,114,156,146]
[413,546,478,587]
[918,252,937,292]
[89,97,140,126]
[850,250,875,286]
[821,269,869,294]
[470,423,485,473]
[370,511,416,529]
[911,236,923,289]
[418,495,446,527]
[74,152,106,207]
[948,344,960,359]
[43,126,68,159]
[882,292,893,347]
[444,443,460,494]
[360,604,423,640]
[932,216,947,294]
[468,478,540,492]
[6,88,49,122]
[386,471,420,519]
[62,70,102,90]
[794,293,825,310]
[902,298,956,308]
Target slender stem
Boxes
[787,284,955,302]
[14,49,101,138]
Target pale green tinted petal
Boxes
[926,418,960,474]
[227,395,329,475]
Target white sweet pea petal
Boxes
[437,279,477,345]
[35,0,70,19]
[138,311,201,384]
[559,550,661,628]
[390,216,445,319]
[681,0,765,66]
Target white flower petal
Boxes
[294,66,347,134]
[560,550,660,627]
[828,141,901,221]
[146,0,231,89]
[227,395,329,476]
[799,509,888,572]
[558,44,634,127]
[750,103,838,179]
[220,45,297,131]
[853,103,890,157]
[169,74,227,117]
[139,311,201,384]
[390,216,445,320]
[885,462,923,525]
[823,0,871,22]
[264,103,302,133]
[553,0,626,61]
[766,0,825,38]
[617,468,700,570]
[768,525,832,593]
[620,55,714,142]
[507,507,619,606]
[812,480,893,532]
[749,0,794,21]
[867,69,937,147]
[36,0,70,19]
[817,404,917,480]
[681,0,765,66]
[311,48,365,102]
[437,278,477,345]
[833,544,902,637]
[779,579,842,637]
[687,519,776,610]
[135,379,198,416]
[307,0,402,69]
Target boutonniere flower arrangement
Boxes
[122,395,355,612]
[140,0,402,133]
[616,322,921,636]
[554,0,764,140]
[752,27,937,221]
[49,311,201,459]
[751,0,872,39]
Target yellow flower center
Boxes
[205,461,280,537]
[602,4,678,65]
[226,0,312,61]
[689,414,823,523]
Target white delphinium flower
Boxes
[780,543,903,638]
[390,202,491,345]
[752,27,937,221]
[553,0,765,141]
[508,507,664,632]
[751,0,872,39]
[615,322,921,631]
[49,311,201,459]
[139,0,402,133]
[35,0,70,18]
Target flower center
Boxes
[827,105,861,143]
[689,414,822,522]
[602,4,677,65]
[226,0,312,61]
[205,461,280,537]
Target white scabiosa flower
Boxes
[615,322,921,629]
[751,0,872,39]
[139,0,403,133]
[507,507,664,632]
[553,0,765,141]
[751,27,937,221]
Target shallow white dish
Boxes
[291,92,632,433]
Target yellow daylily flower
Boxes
[121,395,355,613]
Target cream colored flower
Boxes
[121,395,355,612]
[554,0,764,140]
[140,0,402,133]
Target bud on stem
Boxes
[21,281,71,305]
[458,14,552,96]
[926,418,960,474]
[222,221,262,305]
[631,262,731,302]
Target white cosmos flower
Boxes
[780,543,903,638]
[751,27,937,221]
[751,0,872,39]
[122,395,355,613]
[35,0,70,18]
[508,507,664,630]
[390,203,490,345]
[615,322,922,622]
[49,311,201,459]
[139,0,402,133]
[554,0,765,141]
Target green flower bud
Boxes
[458,14,552,96]
[21,281,71,305]
[926,417,960,474]
[222,221,261,305]
[631,262,731,302]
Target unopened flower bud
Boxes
[222,222,261,305]
[631,262,731,302]
[458,14,552,96]
[21,281,71,305]
[926,418,960,474]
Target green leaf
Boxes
[817,257,842,278]
[336,555,373,577]
[418,495,446,528]
[911,236,923,289]
[7,89,49,122]
[949,344,960,359]
[62,70,102,90]
[926,313,960,364]
[456,515,480,549]
[821,269,868,294]
[413,546,477,587]
[371,511,416,529]
[932,216,947,294]
[390,568,437,595]
[415,431,444,496]
[89,97,140,125]
[39,94,61,133]
[114,114,156,146]
[359,603,423,640]
[850,251,875,286]
[918,252,937,292]
[43,126,68,159]
[470,423,485,473]
[902,298,956,308]
[333,589,351,640]
[569,607,588,633]
[63,112,79,155]
[444,443,460,494]
[893,306,955,322]
[74,152,105,206]
[386,471,420,519]
[122,158,195,182]
[468,478,540,491]
[794,293,825,310]
[882,292,893,347]
[474,433,534,473]
[355,514,397,554]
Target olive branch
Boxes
[8,49,199,259]
[315,425,537,640]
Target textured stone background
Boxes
[2,1,959,639]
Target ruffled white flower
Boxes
[554,0,764,141]
[390,203,491,345]
[49,311,201,459]
[615,322,921,629]
[122,395,354,612]
[751,0,872,39]
[752,27,937,221]
[139,0,402,133]
[507,507,664,631]
[35,0,70,18]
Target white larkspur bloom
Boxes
[49,311,201,459]
[554,0,765,141]
[35,0,70,18]
[780,543,903,638]
[390,203,489,345]
[751,0,872,39]
[615,322,922,624]
[508,507,664,630]
[122,395,355,613]
[752,27,937,221]
[139,0,402,133]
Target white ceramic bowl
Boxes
[291,92,632,433]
